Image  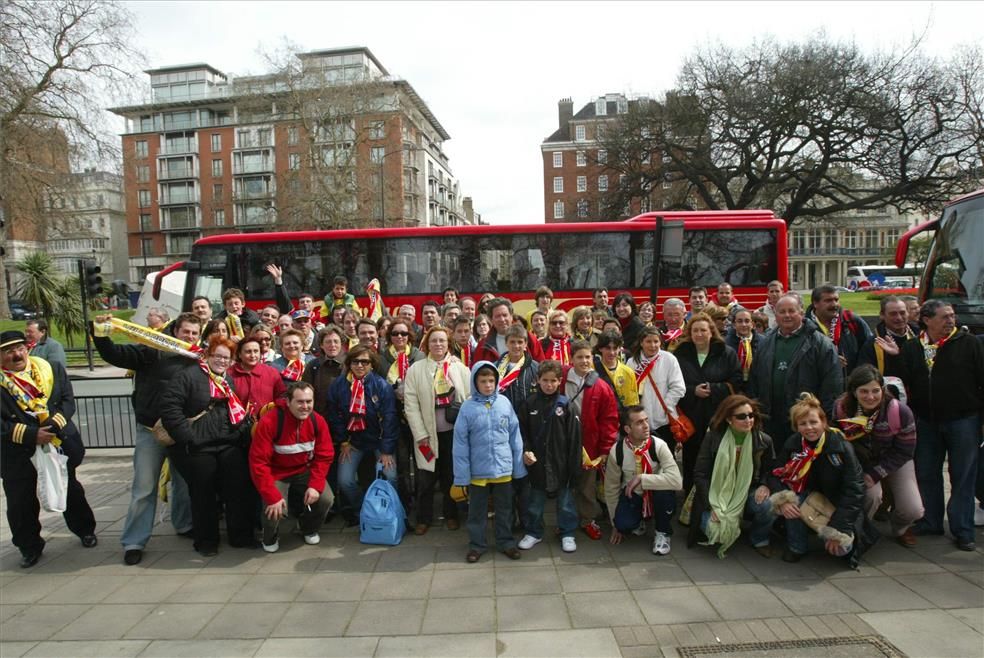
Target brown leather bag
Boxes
[799,491,836,532]
[150,407,211,447]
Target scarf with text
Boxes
[837,410,877,442]
[497,353,524,391]
[737,336,753,381]
[1,357,54,425]
[197,360,248,425]
[92,316,202,360]
[549,336,571,365]
[772,432,827,494]
[386,344,411,384]
[660,326,683,347]
[633,352,660,389]
[347,373,367,432]
[225,313,244,339]
[433,358,454,407]
[281,359,304,382]
[627,436,656,518]
[919,327,957,372]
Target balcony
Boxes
[160,214,200,231]
[233,160,274,175]
[788,246,893,258]
[158,192,200,206]
[235,204,276,227]
[233,188,275,201]
[158,165,197,180]
[158,141,198,156]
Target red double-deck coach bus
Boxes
[161,210,787,318]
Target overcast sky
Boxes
[124,1,982,224]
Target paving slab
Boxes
[375,632,496,657]
[123,603,223,640]
[633,586,719,625]
[0,642,35,658]
[861,608,984,657]
[496,594,572,632]
[566,590,646,628]
[139,639,264,657]
[229,573,309,603]
[617,561,701,589]
[496,628,621,657]
[51,603,154,641]
[346,598,426,636]
[429,564,494,598]
[255,636,378,657]
[678,556,757,585]
[0,575,72,604]
[422,596,495,634]
[766,580,866,615]
[102,574,191,604]
[22,640,148,657]
[947,607,984,633]
[270,601,356,637]
[700,583,793,620]
[831,575,935,612]
[494,565,561,596]
[0,604,91,642]
[198,602,289,640]
[294,571,371,601]
[894,572,984,609]
[164,573,249,603]
[556,563,627,592]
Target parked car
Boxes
[9,302,38,321]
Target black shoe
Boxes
[911,523,944,536]
[782,548,803,563]
[956,539,977,552]
[19,550,42,569]
[123,549,143,566]
[81,534,98,548]
[344,516,360,528]
[176,529,195,539]
[197,546,218,557]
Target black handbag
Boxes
[445,399,462,424]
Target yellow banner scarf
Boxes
[1,357,55,426]
[386,344,411,384]
[92,317,202,360]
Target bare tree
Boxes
[597,35,983,226]
[0,0,141,318]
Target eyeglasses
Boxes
[732,413,756,421]
[550,320,567,326]
[259,337,272,343]
[210,355,232,363]
[389,331,409,337]
[351,359,372,366]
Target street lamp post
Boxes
[377,145,417,228]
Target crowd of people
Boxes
[3,274,982,571]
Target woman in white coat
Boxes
[403,326,472,534]
[625,326,686,445]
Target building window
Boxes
[136,165,150,183]
[553,177,564,193]
[552,152,562,168]
[135,140,148,158]
[288,153,301,170]
[214,208,226,226]
[211,133,221,152]
[137,189,151,208]
[139,213,152,231]
[287,126,299,145]
[211,159,222,177]
[370,146,385,164]
[597,149,607,164]
[577,199,589,218]
[213,183,223,201]
[575,125,586,141]
[576,176,587,192]
[576,151,586,167]
[369,121,385,140]
[598,175,608,192]
[595,99,607,116]
[553,200,565,219]
[141,238,153,256]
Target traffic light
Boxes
[84,260,103,298]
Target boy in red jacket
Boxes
[249,382,334,552]
[563,340,619,540]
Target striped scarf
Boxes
[919,327,957,371]
[737,336,753,381]
[628,436,656,518]
[347,374,367,432]
[197,361,248,425]
[549,337,571,365]
[386,345,411,384]
[433,358,454,407]
[281,359,304,382]
[772,433,826,494]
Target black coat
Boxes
[688,427,775,548]
[768,429,878,562]
[675,340,742,437]
[1,359,85,477]
[159,364,245,452]
[93,333,199,427]
[500,355,540,412]
[898,330,984,422]
[517,391,582,495]
[215,307,262,333]
[302,356,344,419]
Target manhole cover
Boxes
[677,635,905,658]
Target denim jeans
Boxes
[337,445,397,515]
[914,415,981,543]
[467,481,516,553]
[261,471,334,544]
[120,424,192,551]
[526,487,578,539]
[699,490,774,548]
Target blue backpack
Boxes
[360,465,407,546]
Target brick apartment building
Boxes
[541,93,672,223]
[110,47,476,283]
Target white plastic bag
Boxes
[31,443,69,513]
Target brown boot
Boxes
[414,523,429,536]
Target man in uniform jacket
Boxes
[1,330,97,567]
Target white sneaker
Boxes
[975,506,984,527]
[631,525,647,536]
[652,532,671,556]
[303,532,321,545]
[262,537,279,553]
[518,534,542,550]
[561,536,577,553]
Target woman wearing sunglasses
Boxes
[326,345,399,524]
[688,394,776,558]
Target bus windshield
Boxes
[924,193,984,306]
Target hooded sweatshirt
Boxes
[452,361,527,486]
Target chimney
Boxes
[558,97,573,130]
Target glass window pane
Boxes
[633,229,778,288]
[557,232,631,290]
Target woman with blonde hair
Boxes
[571,306,599,348]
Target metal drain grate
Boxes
[677,635,905,658]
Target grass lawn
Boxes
[0,309,136,367]
[836,292,883,317]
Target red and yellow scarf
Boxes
[837,412,877,442]
[772,433,827,494]
[497,354,524,392]
[737,336,753,381]
[281,358,304,382]
[919,327,957,371]
[197,361,248,425]
[628,436,656,518]
[433,358,454,407]
[548,336,571,365]
[386,344,411,384]
[347,374,367,432]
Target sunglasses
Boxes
[550,320,567,326]
[732,413,756,421]
[389,331,409,337]
[351,359,372,366]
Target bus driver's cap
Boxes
[0,331,27,349]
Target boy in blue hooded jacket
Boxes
[452,361,527,563]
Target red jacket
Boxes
[561,365,619,460]
[230,362,287,415]
[474,330,545,364]
[249,399,334,506]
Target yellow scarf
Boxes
[1,357,54,424]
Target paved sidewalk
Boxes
[1,455,981,657]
